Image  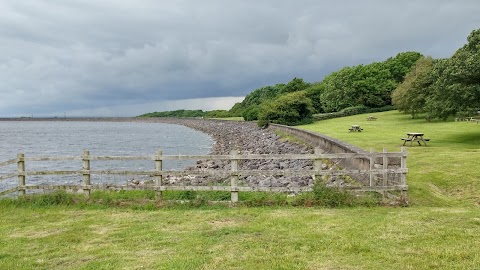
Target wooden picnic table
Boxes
[455,117,479,123]
[401,132,430,146]
[349,125,363,132]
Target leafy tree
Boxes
[204,110,232,118]
[352,62,397,108]
[138,110,205,118]
[319,66,358,112]
[319,52,421,113]
[385,52,424,83]
[425,28,480,120]
[304,83,325,113]
[228,102,244,117]
[392,57,435,118]
[242,106,260,121]
[229,84,284,117]
[258,91,315,126]
[281,77,311,93]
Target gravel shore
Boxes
[2,117,318,188]
[138,118,316,188]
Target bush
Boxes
[258,92,315,126]
[242,106,260,121]
[340,105,369,115]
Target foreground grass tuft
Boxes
[5,187,382,210]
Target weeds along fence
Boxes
[0,148,408,203]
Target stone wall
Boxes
[268,124,400,170]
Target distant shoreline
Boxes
[0,117,139,122]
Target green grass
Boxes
[1,110,479,269]
[298,110,480,207]
[0,202,478,269]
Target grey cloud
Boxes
[0,0,479,116]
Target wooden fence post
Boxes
[17,153,25,196]
[382,148,388,187]
[400,147,407,198]
[82,150,91,198]
[230,150,239,206]
[313,148,322,184]
[155,150,163,200]
[369,148,374,186]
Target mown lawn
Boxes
[0,204,479,270]
[1,111,479,269]
[299,110,480,207]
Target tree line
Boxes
[229,51,422,126]
[392,29,480,120]
[139,29,479,125]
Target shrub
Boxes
[258,92,315,126]
[242,106,260,121]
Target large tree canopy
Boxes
[392,57,436,118]
[393,28,480,120]
[258,91,315,126]
[229,77,310,119]
[429,29,480,118]
[317,52,422,113]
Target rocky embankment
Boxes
[139,118,316,188]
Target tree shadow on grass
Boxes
[441,131,480,146]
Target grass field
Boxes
[298,110,480,207]
[1,111,479,269]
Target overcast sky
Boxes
[0,0,479,117]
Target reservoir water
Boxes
[0,121,213,189]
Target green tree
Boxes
[319,52,421,113]
[426,29,480,119]
[281,77,311,93]
[229,84,284,117]
[258,91,315,126]
[204,110,232,118]
[392,57,435,118]
[385,51,424,83]
[304,83,325,113]
[319,66,358,112]
[242,106,260,121]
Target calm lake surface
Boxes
[0,121,213,188]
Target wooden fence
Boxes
[0,148,408,203]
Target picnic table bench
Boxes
[401,132,430,146]
[349,125,363,132]
[455,117,480,123]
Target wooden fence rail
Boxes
[0,148,408,203]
